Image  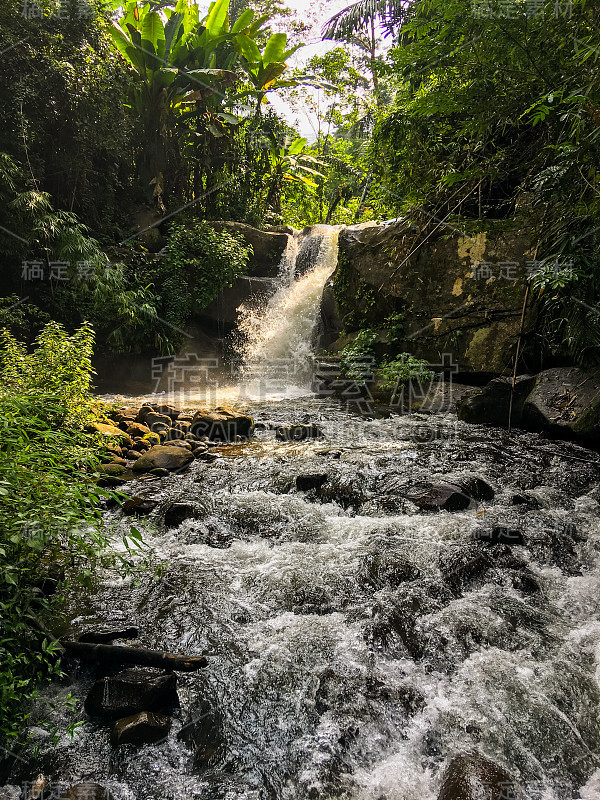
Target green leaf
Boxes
[263,33,287,65]
[235,33,261,64]
[231,8,254,33]
[287,137,306,155]
[205,0,230,37]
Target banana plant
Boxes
[234,30,336,117]
[108,0,245,206]
[266,136,325,214]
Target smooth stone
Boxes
[58,784,116,800]
[437,752,515,800]
[276,424,324,441]
[121,497,158,515]
[132,444,194,473]
[110,711,171,747]
[413,483,471,512]
[190,408,254,442]
[164,502,204,528]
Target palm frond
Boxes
[322,0,414,41]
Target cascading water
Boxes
[235,226,341,397]
[5,227,600,800]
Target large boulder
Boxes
[437,752,516,800]
[456,375,536,426]
[191,408,254,441]
[321,221,535,373]
[522,366,600,444]
[84,669,178,719]
[110,711,171,747]
[131,444,194,473]
[412,483,471,512]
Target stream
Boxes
[5,226,600,800]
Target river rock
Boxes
[522,366,600,444]
[100,463,126,476]
[136,405,155,424]
[165,427,184,441]
[121,497,158,515]
[296,474,328,491]
[457,375,536,427]
[145,411,172,431]
[126,422,151,438]
[413,483,471,512]
[110,711,171,747]
[87,422,133,447]
[84,669,178,719]
[178,699,222,767]
[155,404,180,419]
[453,475,495,502]
[276,424,324,441]
[191,408,254,441]
[78,626,138,644]
[438,544,493,594]
[164,502,204,527]
[58,785,115,800]
[437,752,516,800]
[150,467,171,476]
[132,444,194,473]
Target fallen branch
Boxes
[60,640,208,671]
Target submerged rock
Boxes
[58,784,115,800]
[164,502,204,528]
[84,669,178,719]
[276,424,324,441]
[474,526,524,545]
[437,752,516,800]
[110,711,171,747]
[296,473,328,491]
[131,444,194,473]
[121,497,158,515]
[413,483,471,512]
[178,700,223,768]
[438,544,493,594]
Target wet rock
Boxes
[150,467,171,477]
[438,544,493,594]
[78,626,138,644]
[196,451,221,462]
[84,669,178,719]
[296,474,328,491]
[178,700,223,767]
[100,463,126,476]
[121,497,158,516]
[165,427,185,441]
[276,424,324,441]
[474,527,524,545]
[58,784,115,800]
[97,476,127,488]
[125,422,151,438]
[437,752,516,800]
[360,552,420,588]
[169,440,192,450]
[523,366,600,444]
[527,521,583,573]
[511,492,541,509]
[192,446,208,457]
[110,456,127,467]
[110,711,171,747]
[413,483,471,512]
[454,475,495,502]
[132,444,194,473]
[87,422,133,448]
[145,412,172,431]
[126,450,142,460]
[164,502,204,528]
[136,405,155,424]
[456,375,536,427]
[191,408,254,441]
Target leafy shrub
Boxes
[0,321,95,425]
[339,328,378,385]
[379,354,435,391]
[160,222,253,329]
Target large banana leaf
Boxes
[205,0,229,37]
[263,33,287,65]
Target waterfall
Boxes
[235,225,341,397]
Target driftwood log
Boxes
[60,640,208,671]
